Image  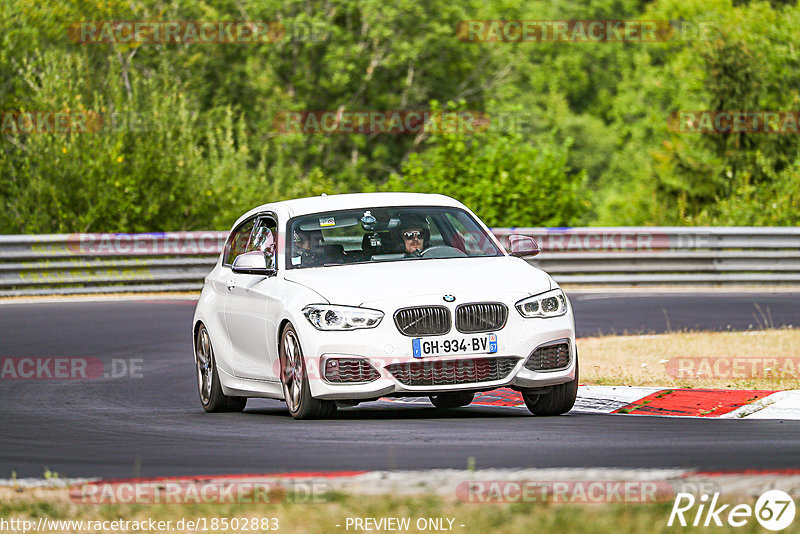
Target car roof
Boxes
[233,192,467,227]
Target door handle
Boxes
[226,279,235,291]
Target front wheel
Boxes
[522,358,579,416]
[195,324,247,413]
[279,324,337,420]
[430,391,475,409]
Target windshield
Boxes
[286,206,503,269]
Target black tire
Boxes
[522,358,579,416]
[429,391,475,409]
[195,324,247,413]
[279,323,337,420]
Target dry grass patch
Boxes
[580,328,800,389]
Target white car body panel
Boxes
[283,256,552,307]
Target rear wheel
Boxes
[522,358,579,416]
[195,324,247,413]
[279,324,337,420]
[429,391,475,409]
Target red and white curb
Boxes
[383,386,800,419]
[720,390,800,419]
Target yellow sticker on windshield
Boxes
[319,217,335,227]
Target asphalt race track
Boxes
[1,292,799,479]
[570,291,799,335]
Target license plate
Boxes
[412,333,498,358]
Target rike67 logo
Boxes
[668,490,796,531]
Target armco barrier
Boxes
[493,227,800,286]
[0,232,227,297]
[0,227,798,296]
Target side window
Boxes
[248,217,278,270]
[223,218,256,266]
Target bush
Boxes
[378,105,588,227]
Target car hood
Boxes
[282,256,552,307]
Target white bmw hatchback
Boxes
[192,192,578,419]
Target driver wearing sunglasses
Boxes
[397,215,430,257]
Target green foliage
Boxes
[691,159,800,225]
[42,467,58,480]
[0,49,254,232]
[599,0,800,225]
[379,104,587,227]
[0,0,798,232]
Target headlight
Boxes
[515,289,568,318]
[302,304,384,330]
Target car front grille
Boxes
[394,306,451,336]
[455,302,508,333]
[524,341,571,371]
[324,358,381,383]
[385,356,519,386]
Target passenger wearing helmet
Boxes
[396,215,430,258]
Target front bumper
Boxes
[294,298,577,400]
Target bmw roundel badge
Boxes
[443,294,456,302]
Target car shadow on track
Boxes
[240,400,560,420]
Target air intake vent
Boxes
[455,302,508,333]
[524,340,571,372]
[385,357,518,386]
[324,358,381,383]
[394,306,451,336]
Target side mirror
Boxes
[231,251,276,275]
[508,235,541,257]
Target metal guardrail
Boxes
[493,227,800,286]
[0,232,227,297]
[1,227,798,296]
